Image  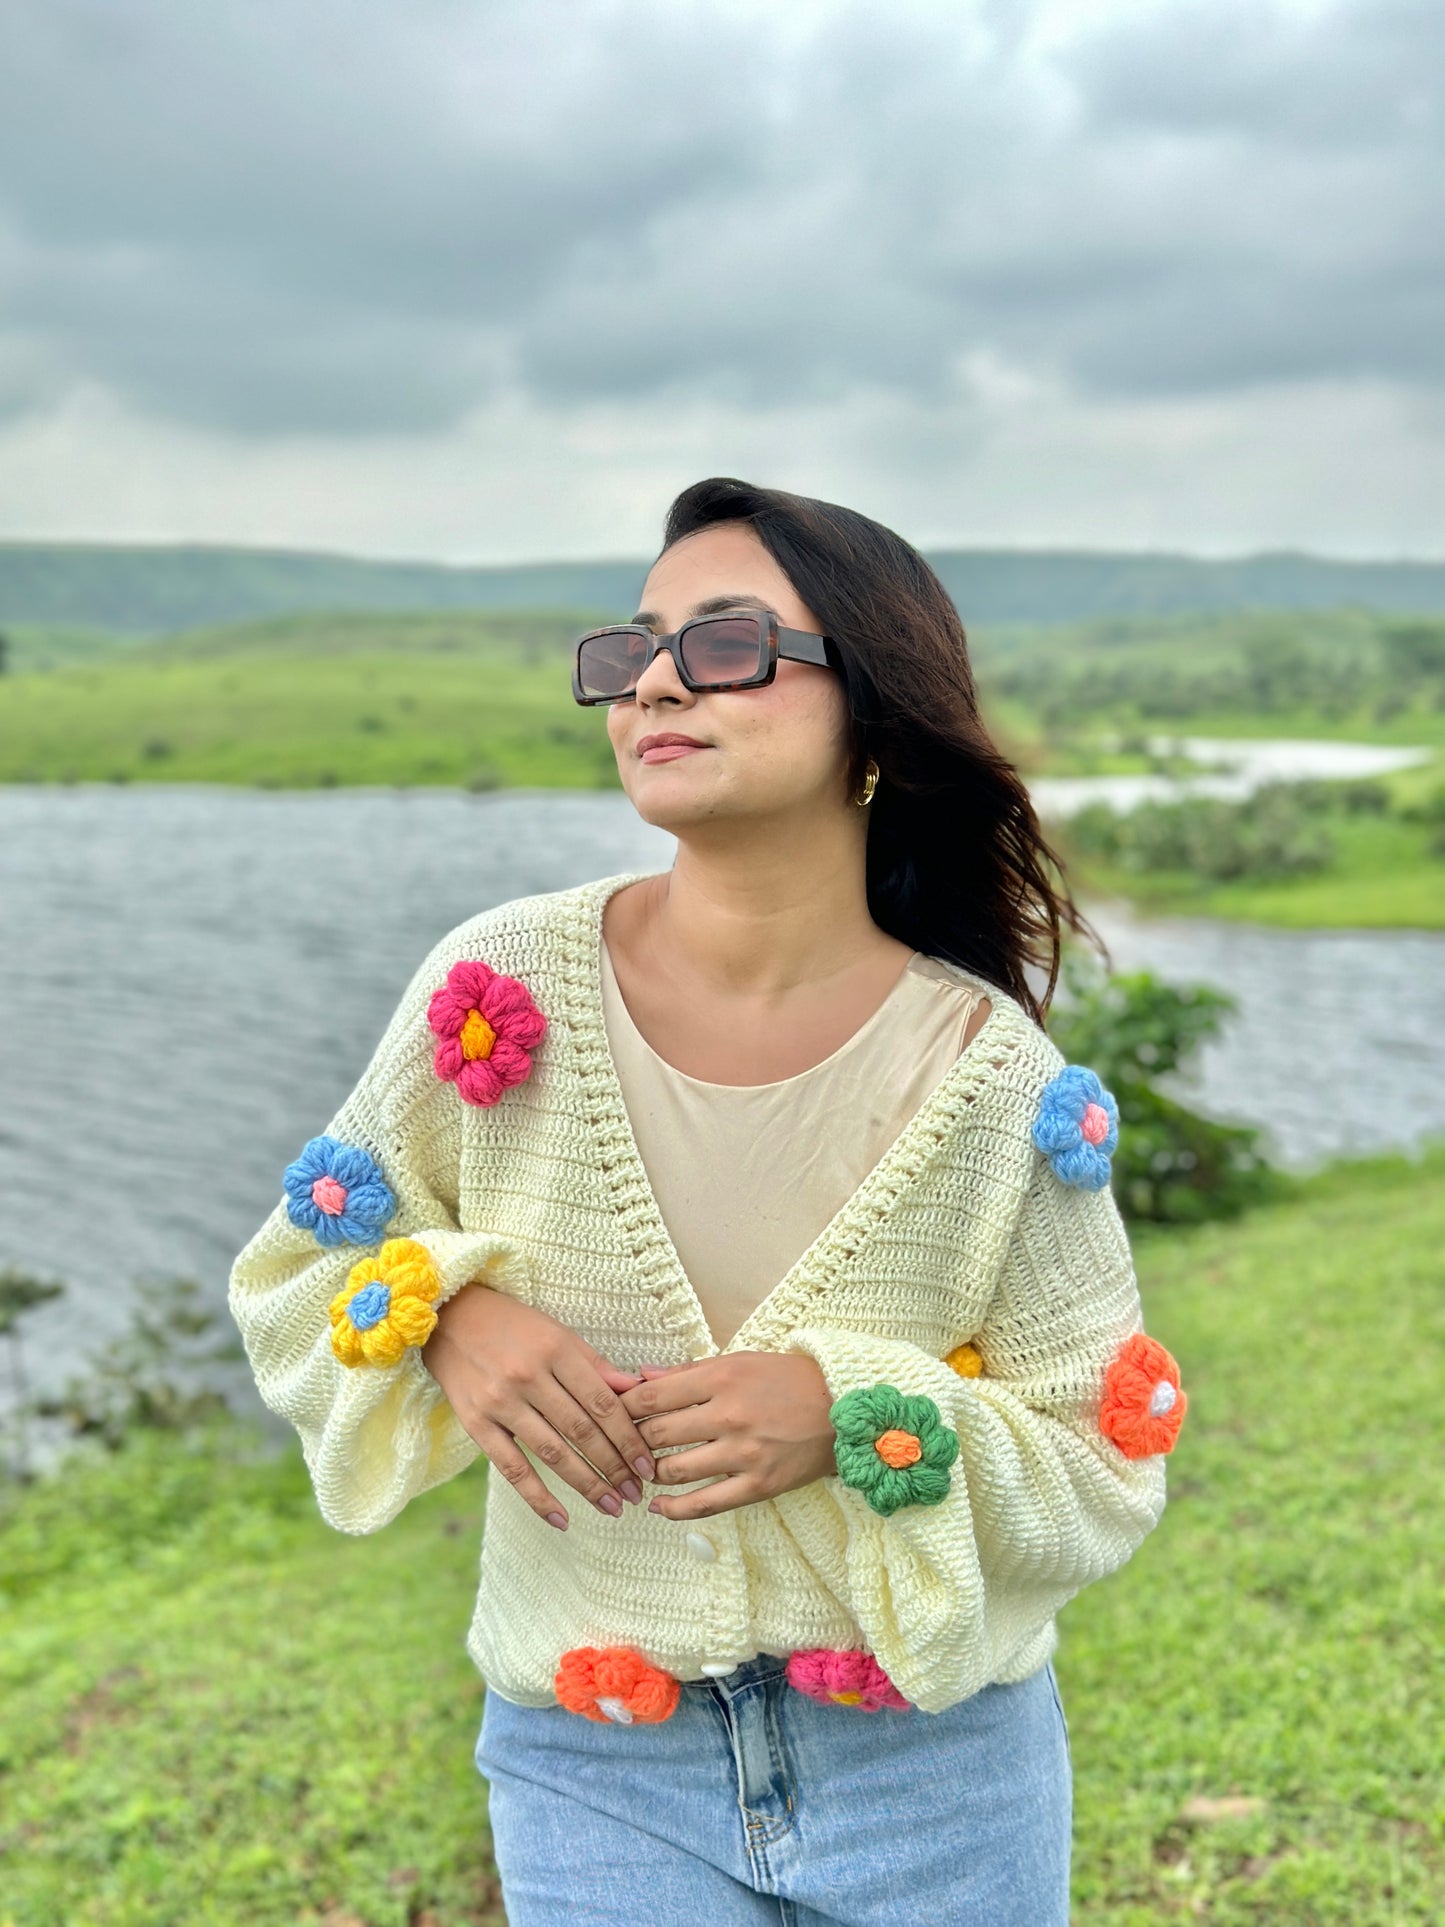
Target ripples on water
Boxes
[2,784,1441,1399]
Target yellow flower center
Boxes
[829,1690,863,1705]
[460,1008,497,1061]
[944,1341,984,1378]
[875,1428,922,1469]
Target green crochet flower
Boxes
[830,1383,959,1516]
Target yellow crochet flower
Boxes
[328,1237,441,1367]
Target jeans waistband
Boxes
[683,1653,789,1698]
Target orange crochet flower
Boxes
[554,1646,680,1725]
[1100,1332,1186,1458]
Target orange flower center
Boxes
[460,1008,497,1061]
[874,1428,922,1469]
[830,1690,863,1704]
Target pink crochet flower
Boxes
[427,957,547,1107]
[785,1649,910,1712]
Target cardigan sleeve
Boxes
[777,1155,1172,1712]
[227,936,537,1537]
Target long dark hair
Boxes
[658,476,1104,1025]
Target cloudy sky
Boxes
[1,0,1441,562]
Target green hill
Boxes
[3,538,1445,636]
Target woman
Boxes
[230,476,1186,1925]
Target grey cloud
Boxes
[0,0,1439,436]
[1070,0,1444,149]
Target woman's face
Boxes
[605,521,854,832]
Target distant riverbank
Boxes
[4,603,1442,928]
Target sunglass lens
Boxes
[680,617,765,686]
[578,630,650,699]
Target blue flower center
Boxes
[348,1281,392,1330]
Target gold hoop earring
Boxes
[853,759,879,808]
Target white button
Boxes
[700,1661,735,1678]
[685,1531,717,1565]
[595,1695,634,1724]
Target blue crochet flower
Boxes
[1031,1065,1120,1191]
[283,1135,396,1247]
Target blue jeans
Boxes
[475,1654,1072,1925]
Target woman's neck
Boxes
[610,845,908,1001]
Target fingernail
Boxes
[647,1499,664,1514]
[546,1511,568,1531]
[619,1478,643,1505]
[633,1454,655,1481]
[596,1492,623,1517]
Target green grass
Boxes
[2,1148,1441,1923]
[1061,1146,1444,1921]
[0,1436,503,1925]
[0,610,618,791]
[0,623,146,673]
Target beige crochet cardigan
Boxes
[228,869,1168,1714]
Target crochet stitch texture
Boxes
[228,869,1169,1716]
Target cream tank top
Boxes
[599,937,991,1348]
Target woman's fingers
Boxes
[635,1407,720,1453]
[647,1474,754,1522]
[648,1440,735,1486]
[554,1354,659,1484]
[530,1373,650,1502]
[621,1361,719,1420]
[504,1392,641,1513]
[597,1361,645,1394]
[474,1419,571,1530]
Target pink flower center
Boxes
[311,1175,349,1216]
[1080,1101,1110,1146]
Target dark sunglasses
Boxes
[571,610,841,705]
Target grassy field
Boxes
[1,1146,1440,1924]
[0,612,619,791]
[0,1434,504,1925]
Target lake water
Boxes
[1031,735,1434,818]
[2,780,1442,1410]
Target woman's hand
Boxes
[620,1352,837,1521]
[420,1286,656,1531]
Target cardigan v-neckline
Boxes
[564,869,1029,1359]
[600,928,928,1091]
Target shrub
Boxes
[1400,783,1445,826]
[1048,954,1279,1225]
[30,1276,236,1455]
[1066,785,1335,882]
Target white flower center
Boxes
[1148,1380,1177,1417]
[595,1695,633,1724]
